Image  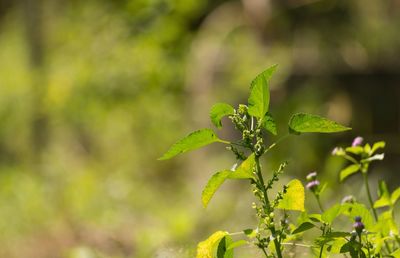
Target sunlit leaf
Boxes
[391,187,400,205]
[247,65,277,119]
[210,103,234,129]
[371,141,385,154]
[288,113,351,134]
[159,129,224,160]
[202,171,231,208]
[339,164,360,182]
[277,179,305,211]
[374,180,391,208]
[197,231,228,258]
[201,155,255,208]
[362,153,384,162]
[229,154,256,179]
[345,146,364,155]
[217,236,233,258]
[261,112,277,135]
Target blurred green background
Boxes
[0,0,400,257]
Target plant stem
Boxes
[316,195,324,212]
[318,226,326,258]
[362,172,378,221]
[254,156,283,258]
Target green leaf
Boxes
[247,65,277,119]
[202,171,231,208]
[322,204,343,224]
[277,179,305,211]
[217,236,233,258]
[292,222,315,234]
[339,164,360,182]
[391,249,400,258]
[346,203,374,229]
[261,112,277,135]
[201,155,255,208]
[345,146,364,155]
[229,154,256,179]
[391,187,400,205]
[159,129,223,160]
[243,229,257,238]
[227,240,248,250]
[288,113,351,134]
[371,141,385,154]
[210,103,234,129]
[197,231,228,258]
[374,180,391,208]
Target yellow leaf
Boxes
[196,231,228,258]
[277,179,305,211]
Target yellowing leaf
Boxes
[197,231,228,258]
[277,179,305,211]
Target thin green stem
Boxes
[263,134,290,154]
[362,172,378,221]
[316,195,324,212]
[318,226,326,258]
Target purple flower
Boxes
[306,172,317,181]
[306,180,320,191]
[353,216,364,234]
[352,137,364,147]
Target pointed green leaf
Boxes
[391,249,400,258]
[210,103,234,129]
[345,146,364,155]
[362,153,384,162]
[391,187,400,205]
[261,112,277,135]
[247,65,277,119]
[159,129,223,160]
[288,113,351,134]
[197,231,228,258]
[202,171,231,208]
[243,229,257,238]
[292,222,316,234]
[371,141,385,154]
[277,179,305,211]
[340,164,360,182]
[202,155,256,208]
[217,236,233,258]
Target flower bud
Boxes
[306,172,317,181]
[353,216,364,234]
[352,136,364,147]
[306,180,320,191]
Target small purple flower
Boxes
[306,172,317,181]
[353,216,364,234]
[352,136,364,147]
[306,180,320,191]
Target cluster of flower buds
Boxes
[332,136,364,156]
[352,136,364,147]
[353,216,365,235]
[341,195,356,204]
[305,171,320,193]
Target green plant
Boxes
[159,65,400,257]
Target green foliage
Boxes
[247,65,276,119]
[288,113,351,134]
[340,164,360,182]
[201,155,255,208]
[160,66,365,258]
[159,129,224,160]
[197,231,230,258]
[261,113,277,135]
[210,103,235,129]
